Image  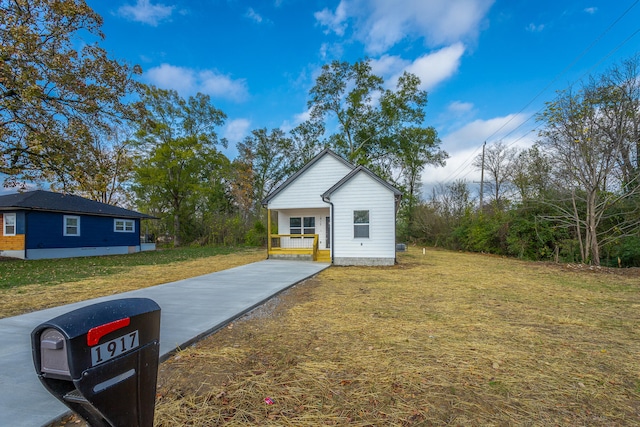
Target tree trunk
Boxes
[587,190,600,266]
[173,211,180,247]
[571,190,586,263]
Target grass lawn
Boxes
[0,246,265,318]
[153,248,639,426]
[28,246,639,426]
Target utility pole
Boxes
[479,141,486,209]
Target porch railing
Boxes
[269,234,319,260]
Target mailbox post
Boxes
[31,298,161,427]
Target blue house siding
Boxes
[15,212,26,234]
[25,211,140,250]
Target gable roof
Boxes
[262,148,355,206]
[0,190,154,219]
[321,165,402,200]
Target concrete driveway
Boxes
[0,259,330,427]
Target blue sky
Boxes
[87,0,640,187]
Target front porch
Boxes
[268,234,330,262]
[267,208,331,262]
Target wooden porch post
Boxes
[267,208,271,256]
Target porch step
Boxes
[316,250,331,262]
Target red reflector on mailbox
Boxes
[87,317,130,346]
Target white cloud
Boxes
[584,7,598,15]
[294,110,311,123]
[145,63,194,93]
[314,1,348,36]
[402,44,465,90]
[145,64,249,102]
[526,22,545,32]
[280,109,312,133]
[369,54,405,77]
[118,0,174,26]
[371,43,466,91]
[318,42,344,61]
[223,119,252,144]
[425,113,535,184]
[315,0,494,54]
[448,101,474,114]
[245,8,271,24]
[198,70,249,102]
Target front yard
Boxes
[14,246,637,425]
[152,248,639,425]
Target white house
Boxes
[262,149,402,266]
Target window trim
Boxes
[64,215,80,237]
[114,218,135,233]
[353,210,370,239]
[3,213,16,236]
[290,216,316,236]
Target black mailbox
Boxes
[32,298,161,427]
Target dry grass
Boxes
[152,248,640,426]
[0,248,264,318]
[45,247,640,426]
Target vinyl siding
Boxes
[330,171,396,261]
[268,155,352,209]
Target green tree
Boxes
[289,119,325,171]
[306,59,445,186]
[308,59,383,165]
[236,128,293,213]
[132,86,227,246]
[393,126,445,236]
[0,0,142,185]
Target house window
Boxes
[303,217,315,234]
[114,219,135,233]
[290,217,301,235]
[3,213,16,236]
[290,217,315,235]
[64,215,80,236]
[354,210,369,238]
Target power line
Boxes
[437,0,640,184]
[482,0,640,145]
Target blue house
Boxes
[0,190,155,260]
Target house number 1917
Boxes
[91,330,139,366]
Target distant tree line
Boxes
[2,1,638,266]
[406,54,640,267]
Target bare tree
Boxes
[472,141,518,209]
[50,126,135,206]
[511,144,552,201]
[597,54,640,189]
[538,71,640,265]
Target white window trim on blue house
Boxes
[64,215,80,236]
[114,219,135,233]
[3,213,16,236]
